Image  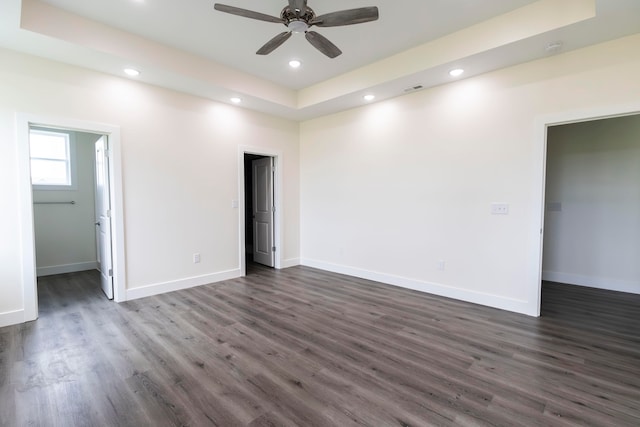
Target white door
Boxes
[95,136,114,299]
[252,157,275,267]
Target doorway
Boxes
[30,128,109,290]
[537,110,640,316]
[542,115,640,292]
[244,154,275,269]
[17,114,126,323]
[238,147,283,276]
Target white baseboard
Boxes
[543,271,640,294]
[126,269,242,301]
[301,258,535,316]
[0,309,25,328]
[37,261,98,277]
[280,258,300,269]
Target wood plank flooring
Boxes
[1,265,639,426]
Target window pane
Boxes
[31,159,69,185]
[30,132,68,160]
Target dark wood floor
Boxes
[1,266,639,426]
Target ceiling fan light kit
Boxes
[213,0,379,58]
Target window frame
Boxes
[29,127,78,191]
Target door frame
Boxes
[16,113,126,322]
[238,146,283,276]
[533,102,640,316]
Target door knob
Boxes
[95,221,101,226]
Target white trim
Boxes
[301,258,535,316]
[543,271,640,295]
[126,269,241,301]
[534,101,640,317]
[16,116,38,322]
[106,129,126,303]
[16,113,127,323]
[0,310,26,328]
[37,261,98,277]
[281,258,300,269]
[238,146,284,275]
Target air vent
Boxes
[404,85,424,93]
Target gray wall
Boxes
[543,115,640,294]
[33,130,102,276]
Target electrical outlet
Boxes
[437,260,445,271]
[193,253,201,263]
[491,203,510,215]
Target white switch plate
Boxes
[491,203,510,215]
[193,253,201,263]
[231,200,239,209]
[437,260,446,271]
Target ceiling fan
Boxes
[213,0,379,58]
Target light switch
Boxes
[231,200,239,209]
[491,203,510,215]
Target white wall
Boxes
[543,115,640,294]
[0,48,300,327]
[299,34,640,316]
[3,34,640,327]
[33,130,100,276]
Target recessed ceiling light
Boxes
[289,60,302,69]
[123,68,140,77]
[449,68,464,77]
[363,94,375,102]
[230,97,242,104]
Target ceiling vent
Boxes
[404,85,424,93]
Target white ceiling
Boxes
[37,0,538,89]
[1,0,640,120]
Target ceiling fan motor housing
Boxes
[281,6,315,32]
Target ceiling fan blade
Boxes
[257,32,292,55]
[288,0,307,14]
[311,7,379,27]
[305,31,342,58]
[214,4,284,24]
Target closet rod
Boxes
[33,201,76,205]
